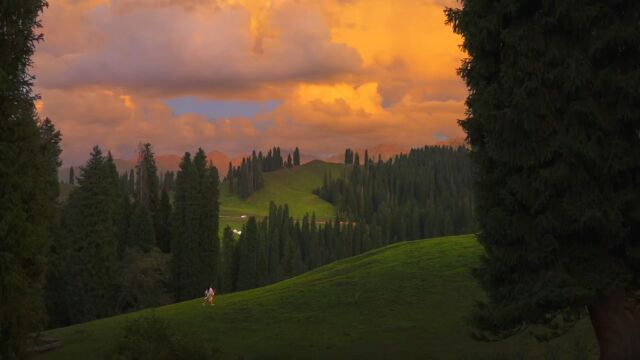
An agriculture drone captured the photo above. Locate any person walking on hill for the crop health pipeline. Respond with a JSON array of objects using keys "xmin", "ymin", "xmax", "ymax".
[{"xmin": 203, "ymin": 284, "xmax": 216, "ymax": 306}]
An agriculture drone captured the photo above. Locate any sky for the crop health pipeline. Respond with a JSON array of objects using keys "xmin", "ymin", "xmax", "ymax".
[{"xmin": 34, "ymin": 0, "xmax": 466, "ymax": 166}]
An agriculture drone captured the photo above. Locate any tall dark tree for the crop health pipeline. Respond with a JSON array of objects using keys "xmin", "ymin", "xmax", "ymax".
[
  {"xmin": 135, "ymin": 143, "xmax": 160, "ymax": 216},
  {"xmin": 236, "ymin": 217, "xmax": 258, "ymax": 291},
  {"xmin": 171, "ymin": 150, "xmax": 220, "ymax": 300},
  {"xmin": 128, "ymin": 202, "xmax": 156, "ymax": 252},
  {"xmin": 51, "ymin": 147, "xmax": 121, "ymax": 325},
  {"xmin": 344, "ymin": 148, "xmax": 354, "ymax": 164},
  {"xmin": 227, "ymin": 161, "xmax": 233, "ymax": 193},
  {"xmin": 293, "ymin": 147, "xmax": 300, "ymax": 166},
  {"xmin": 156, "ymin": 189, "xmax": 172, "ymax": 253},
  {"xmin": 447, "ymin": 2, "xmax": 640, "ymax": 357},
  {"xmin": 286, "ymin": 153, "xmax": 293, "ymax": 168},
  {"xmin": 0, "ymin": 1, "xmax": 59, "ymax": 357},
  {"xmin": 69, "ymin": 166, "xmax": 75, "ymax": 185},
  {"xmin": 219, "ymin": 226, "xmax": 238, "ymax": 293}
]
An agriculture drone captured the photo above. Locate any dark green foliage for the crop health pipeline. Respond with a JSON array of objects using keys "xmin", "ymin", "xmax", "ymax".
[
  {"xmin": 171, "ymin": 149, "xmax": 220, "ymax": 300},
  {"xmin": 344, "ymin": 148, "xmax": 354, "ymax": 164},
  {"xmin": 161, "ymin": 171, "xmax": 175, "ymax": 193},
  {"xmin": 316, "ymin": 146, "xmax": 475, "ymax": 241},
  {"xmin": 0, "ymin": 1, "xmax": 57, "ymax": 357},
  {"xmin": 111, "ymin": 313, "xmax": 218, "ymax": 360},
  {"xmin": 156, "ymin": 189, "xmax": 172, "ymax": 253},
  {"xmin": 286, "ymin": 153, "xmax": 293, "ymax": 168},
  {"xmin": 69, "ymin": 166, "xmax": 75, "ymax": 185},
  {"xmin": 49, "ymin": 147, "xmax": 121, "ymax": 325},
  {"xmin": 128, "ymin": 202, "xmax": 156, "ymax": 252},
  {"xmin": 135, "ymin": 143, "xmax": 160, "ymax": 213},
  {"xmin": 446, "ymin": 0, "xmax": 640, "ymax": 339},
  {"xmin": 236, "ymin": 218, "xmax": 259, "ymax": 291},
  {"xmin": 116, "ymin": 248, "xmax": 173, "ymax": 313},
  {"xmin": 226, "ymin": 147, "xmax": 293, "ymax": 198},
  {"xmin": 219, "ymin": 226, "xmax": 238, "ymax": 293},
  {"xmin": 226, "ymin": 162, "xmax": 233, "ymax": 193},
  {"xmin": 128, "ymin": 169, "xmax": 135, "ymax": 194},
  {"xmin": 293, "ymin": 147, "xmax": 300, "ymax": 166}
]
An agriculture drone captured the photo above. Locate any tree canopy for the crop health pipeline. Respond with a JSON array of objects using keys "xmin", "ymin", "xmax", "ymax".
[{"xmin": 446, "ymin": 0, "xmax": 640, "ymax": 354}]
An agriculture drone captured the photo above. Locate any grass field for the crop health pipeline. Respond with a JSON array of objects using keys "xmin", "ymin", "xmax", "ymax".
[
  {"xmin": 219, "ymin": 160, "xmax": 344, "ymax": 222},
  {"xmin": 37, "ymin": 235, "xmax": 597, "ymax": 359}
]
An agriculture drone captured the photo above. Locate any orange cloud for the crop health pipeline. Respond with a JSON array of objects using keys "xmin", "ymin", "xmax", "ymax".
[{"xmin": 34, "ymin": 0, "xmax": 467, "ymax": 165}]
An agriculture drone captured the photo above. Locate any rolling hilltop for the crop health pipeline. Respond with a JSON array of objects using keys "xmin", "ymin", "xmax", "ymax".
[
  {"xmin": 36, "ymin": 235, "xmax": 597, "ymax": 359},
  {"xmin": 219, "ymin": 160, "xmax": 343, "ymax": 233}
]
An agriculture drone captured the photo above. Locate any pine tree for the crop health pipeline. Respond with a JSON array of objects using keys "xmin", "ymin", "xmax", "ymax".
[
  {"xmin": 69, "ymin": 166, "xmax": 75, "ymax": 185},
  {"xmin": 293, "ymin": 147, "xmax": 301, "ymax": 166},
  {"xmin": 54, "ymin": 147, "xmax": 121, "ymax": 324},
  {"xmin": 128, "ymin": 168, "xmax": 135, "ymax": 194},
  {"xmin": 0, "ymin": 2, "xmax": 60, "ymax": 356},
  {"xmin": 219, "ymin": 226, "xmax": 237, "ymax": 293},
  {"xmin": 128, "ymin": 202, "xmax": 156, "ymax": 252},
  {"xmin": 447, "ymin": 1, "xmax": 640, "ymax": 355},
  {"xmin": 227, "ymin": 162, "xmax": 233, "ymax": 193},
  {"xmin": 171, "ymin": 150, "xmax": 220, "ymax": 300},
  {"xmin": 156, "ymin": 189, "xmax": 172, "ymax": 253},
  {"xmin": 135, "ymin": 143, "xmax": 160, "ymax": 223},
  {"xmin": 286, "ymin": 153, "xmax": 293, "ymax": 168},
  {"xmin": 236, "ymin": 217, "xmax": 258, "ymax": 291}
]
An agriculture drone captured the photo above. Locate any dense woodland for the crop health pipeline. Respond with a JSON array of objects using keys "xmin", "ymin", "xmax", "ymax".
[
  {"xmin": 317, "ymin": 146, "xmax": 476, "ymax": 240},
  {"xmin": 219, "ymin": 146, "xmax": 476, "ymax": 293},
  {"xmin": 226, "ymin": 147, "xmax": 301, "ymax": 198},
  {"xmin": 46, "ymin": 144, "xmax": 221, "ymax": 327},
  {"xmin": 44, "ymin": 143, "xmax": 474, "ymax": 328}
]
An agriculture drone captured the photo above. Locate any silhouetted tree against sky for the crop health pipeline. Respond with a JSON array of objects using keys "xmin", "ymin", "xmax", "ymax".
[
  {"xmin": 447, "ymin": 1, "xmax": 640, "ymax": 358},
  {"xmin": 0, "ymin": 1, "xmax": 60, "ymax": 357}
]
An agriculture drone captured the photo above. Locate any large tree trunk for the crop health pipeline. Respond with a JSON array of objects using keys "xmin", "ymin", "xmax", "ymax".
[{"xmin": 588, "ymin": 289, "xmax": 640, "ymax": 360}]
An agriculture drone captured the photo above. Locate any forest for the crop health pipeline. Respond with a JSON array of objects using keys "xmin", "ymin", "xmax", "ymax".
[{"xmin": 43, "ymin": 142, "xmax": 474, "ymax": 328}]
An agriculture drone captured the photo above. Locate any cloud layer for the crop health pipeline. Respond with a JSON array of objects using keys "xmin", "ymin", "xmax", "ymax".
[{"xmin": 34, "ymin": 0, "xmax": 467, "ymax": 165}]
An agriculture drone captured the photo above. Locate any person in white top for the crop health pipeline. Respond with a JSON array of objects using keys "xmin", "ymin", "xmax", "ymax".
[{"xmin": 202, "ymin": 284, "xmax": 216, "ymax": 306}]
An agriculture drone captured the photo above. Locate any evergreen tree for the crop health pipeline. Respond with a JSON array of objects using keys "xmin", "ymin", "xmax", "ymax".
[
  {"xmin": 0, "ymin": 1, "xmax": 59, "ymax": 356},
  {"xmin": 219, "ymin": 226, "xmax": 237, "ymax": 293},
  {"xmin": 135, "ymin": 143, "xmax": 160, "ymax": 219},
  {"xmin": 447, "ymin": 1, "xmax": 640, "ymax": 356},
  {"xmin": 171, "ymin": 150, "xmax": 220, "ymax": 300},
  {"xmin": 227, "ymin": 162, "xmax": 233, "ymax": 193},
  {"xmin": 128, "ymin": 202, "xmax": 156, "ymax": 252},
  {"xmin": 156, "ymin": 189, "xmax": 172, "ymax": 253},
  {"xmin": 286, "ymin": 153, "xmax": 293, "ymax": 168},
  {"xmin": 171, "ymin": 152, "xmax": 196, "ymax": 300},
  {"xmin": 128, "ymin": 168, "xmax": 135, "ymax": 194},
  {"xmin": 69, "ymin": 166, "xmax": 75, "ymax": 185},
  {"xmin": 236, "ymin": 217, "xmax": 258, "ymax": 291},
  {"xmin": 344, "ymin": 148, "xmax": 354, "ymax": 164},
  {"xmin": 293, "ymin": 147, "xmax": 301, "ymax": 166},
  {"xmin": 53, "ymin": 147, "xmax": 121, "ymax": 324}
]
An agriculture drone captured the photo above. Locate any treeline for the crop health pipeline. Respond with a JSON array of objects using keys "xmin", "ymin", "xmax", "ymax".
[
  {"xmin": 65, "ymin": 165, "xmax": 177, "ymax": 193},
  {"xmin": 218, "ymin": 146, "xmax": 474, "ymax": 294},
  {"xmin": 226, "ymin": 147, "xmax": 300, "ymax": 198},
  {"xmin": 46, "ymin": 144, "xmax": 220, "ymax": 327},
  {"xmin": 219, "ymin": 202, "xmax": 383, "ymax": 292},
  {"xmin": 316, "ymin": 146, "xmax": 475, "ymax": 240}
]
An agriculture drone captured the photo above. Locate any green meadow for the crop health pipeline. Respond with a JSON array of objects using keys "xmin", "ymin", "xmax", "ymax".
[
  {"xmin": 37, "ymin": 235, "xmax": 597, "ymax": 359},
  {"xmin": 219, "ymin": 160, "xmax": 344, "ymax": 222}
]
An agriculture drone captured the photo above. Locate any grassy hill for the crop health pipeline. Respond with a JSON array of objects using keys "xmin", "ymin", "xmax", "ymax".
[
  {"xmin": 37, "ymin": 235, "xmax": 597, "ymax": 359},
  {"xmin": 219, "ymin": 160, "xmax": 344, "ymax": 232}
]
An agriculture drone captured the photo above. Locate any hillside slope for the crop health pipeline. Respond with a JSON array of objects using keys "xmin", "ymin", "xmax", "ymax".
[
  {"xmin": 37, "ymin": 235, "xmax": 597, "ymax": 359},
  {"xmin": 220, "ymin": 160, "xmax": 344, "ymax": 222}
]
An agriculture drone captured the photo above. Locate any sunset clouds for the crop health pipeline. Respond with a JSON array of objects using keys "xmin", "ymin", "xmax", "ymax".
[{"xmin": 34, "ymin": 0, "xmax": 466, "ymax": 165}]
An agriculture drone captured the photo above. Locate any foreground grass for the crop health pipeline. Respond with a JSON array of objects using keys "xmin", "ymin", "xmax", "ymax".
[
  {"xmin": 38, "ymin": 235, "xmax": 597, "ymax": 359},
  {"xmin": 219, "ymin": 160, "xmax": 343, "ymax": 221}
]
